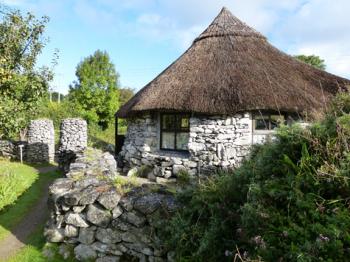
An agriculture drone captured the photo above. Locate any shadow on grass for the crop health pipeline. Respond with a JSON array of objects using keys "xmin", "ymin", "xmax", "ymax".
[{"xmin": 0, "ymin": 163, "xmax": 64, "ymax": 261}]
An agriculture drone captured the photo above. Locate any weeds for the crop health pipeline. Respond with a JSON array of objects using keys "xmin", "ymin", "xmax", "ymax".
[{"xmin": 113, "ymin": 175, "xmax": 140, "ymax": 194}]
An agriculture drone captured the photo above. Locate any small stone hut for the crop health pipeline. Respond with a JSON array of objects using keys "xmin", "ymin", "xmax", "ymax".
[{"xmin": 116, "ymin": 7, "xmax": 350, "ymax": 178}]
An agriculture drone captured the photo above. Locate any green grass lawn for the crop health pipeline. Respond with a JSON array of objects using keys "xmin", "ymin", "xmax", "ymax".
[
  {"xmin": 0, "ymin": 159, "xmax": 40, "ymax": 212},
  {"xmin": 0, "ymin": 159, "xmax": 59, "ymax": 241},
  {"xmin": 0, "ymin": 159, "xmax": 72, "ymax": 261}
]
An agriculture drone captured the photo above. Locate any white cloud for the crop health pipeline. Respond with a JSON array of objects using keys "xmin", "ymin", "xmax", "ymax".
[
  {"xmin": 278, "ymin": 0, "xmax": 350, "ymax": 78},
  {"xmin": 55, "ymin": 0, "xmax": 349, "ymax": 78},
  {"xmin": 4, "ymin": 0, "xmax": 349, "ymax": 80}
]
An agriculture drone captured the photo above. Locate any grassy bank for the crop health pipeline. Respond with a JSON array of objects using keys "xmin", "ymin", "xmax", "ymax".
[
  {"xmin": 0, "ymin": 160, "xmax": 39, "ymax": 212},
  {"xmin": 0, "ymin": 160, "xmax": 60, "ymax": 241}
]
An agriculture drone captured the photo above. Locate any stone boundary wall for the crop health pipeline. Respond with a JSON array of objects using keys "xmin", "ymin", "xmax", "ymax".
[
  {"xmin": 57, "ymin": 118, "xmax": 88, "ymax": 172},
  {"xmin": 1, "ymin": 118, "xmax": 90, "ymax": 165},
  {"xmin": 45, "ymin": 150, "xmax": 177, "ymax": 261},
  {"xmin": 0, "ymin": 140, "xmax": 27, "ymax": 160},
  {"xmin": 27, "ymin": 119, "xmax": 55, "ymax": 163},
  {"xmin": 119, "ymin": 113, "xmax": 253, "ymax": 178}
]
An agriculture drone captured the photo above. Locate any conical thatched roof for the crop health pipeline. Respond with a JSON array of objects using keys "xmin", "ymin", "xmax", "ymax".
[{"xmin": 117, "ymin": 7, "xmax": 350, "ymax": 118}]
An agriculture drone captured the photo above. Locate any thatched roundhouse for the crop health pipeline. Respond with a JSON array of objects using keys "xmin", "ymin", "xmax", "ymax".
[{"xmin": 116, "ymin": 7, "xmax": 350, "ymax": 178}]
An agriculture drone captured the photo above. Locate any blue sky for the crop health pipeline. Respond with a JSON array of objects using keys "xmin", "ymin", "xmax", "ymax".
[{"xmin": 2, "ymin": 0, "xmax": 350, "ymax": 94}]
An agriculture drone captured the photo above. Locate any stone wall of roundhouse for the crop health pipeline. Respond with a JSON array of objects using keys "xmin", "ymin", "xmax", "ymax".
[{"xmin": 119, "ymin": 113, "xmax": 255, "ymax": 178}]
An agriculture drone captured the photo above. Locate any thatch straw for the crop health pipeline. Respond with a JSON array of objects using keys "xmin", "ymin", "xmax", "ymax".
[{"xmin": 116, "ymin": 7, "xmax": 350, "ymax": 118}]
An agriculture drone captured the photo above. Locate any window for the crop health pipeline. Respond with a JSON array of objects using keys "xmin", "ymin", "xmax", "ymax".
[
  {"xmin": 160, "ymin": 114, "xmax": 190, "ymax": 151},
  {"xmin": 254, "ymin": 114, "xmax": 285, "ymax": 131}
]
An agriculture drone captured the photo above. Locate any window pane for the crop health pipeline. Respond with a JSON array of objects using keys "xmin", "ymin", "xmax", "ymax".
[
  {"xmin": 179, "ymin": 115, "xmax": 189, "ymax": 129},
  {"xmin": 162, "ymin": 115, "xmax": 175, "ymax": 130},
  {"xmin": 270, "ymin": 115, "xmax": 284, "ymax": 129},
  {"xmin": 255, "ymin": 117, "xmax": 269, "ymax": 130},
  {"xmin": 161, "ymin": 132, "xmax": 175, "ymax": 149},
  {"xmin": 176, "ymin": 132, "xmax": 189, "ymax": 150}
]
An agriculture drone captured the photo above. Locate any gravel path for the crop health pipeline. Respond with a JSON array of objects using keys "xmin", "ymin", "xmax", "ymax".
[{"xmin": 0, "ymin": 166, "xmax": 57, "ymax": 261}]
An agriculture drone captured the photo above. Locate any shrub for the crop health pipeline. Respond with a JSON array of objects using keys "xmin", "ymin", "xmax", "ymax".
[
  {"xmin": 165, "ymin": 93, "xmax": 350, "ymax": 261},
  {"xmin": 176, "ymin": 169, "xmax": 191, "ymax": 185}
]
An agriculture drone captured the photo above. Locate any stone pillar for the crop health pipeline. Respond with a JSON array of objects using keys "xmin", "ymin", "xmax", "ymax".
[
  {"xmin": 57, "ymin": 118, "xmax": 88, "ymax": 172},
  {"xmin": 26, "ymin": 119, "xmax": 55, "ymax": 163}
]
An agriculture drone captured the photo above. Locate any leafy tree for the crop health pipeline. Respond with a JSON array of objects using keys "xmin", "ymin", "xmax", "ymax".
[
  {"xmin": 119, "ymin": 87, "xmax": 134, "ymax": 106},
  {"xmin": 117, "ymin": 87, "xmax": 134, "ymax": 130},
  {"xmin": 39, "ymin": 100, "xmax": 81, "ymax": 128},
  {"xmin": 295, "ymin": 54, "xmax": 326, "ymax": 70},
  {"xmin": 0, "ymin": 5, "xmax": 53, "ymax": 139},
  {"xmin": 69, "ymin": 50, "xmax": 120, "ymax": 130},
  {"xmin": 50, "ymin": 91, "xmax": 66, "ymax": 102}
]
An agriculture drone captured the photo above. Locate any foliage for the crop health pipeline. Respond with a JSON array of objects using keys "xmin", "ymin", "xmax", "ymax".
[
  {"xmin": 88, "ymin": 123, "xmax": 115, "ymax": 150},
  {"xmin": 176, "ymin": 169, "xmax": 191, "ymax": 185},
  {"xmin": 50, "ymin": 91, "xmax": 66, "ymax": 102},
  {"xmin": 117, "ymin": 87, "xmax": 134, "ymax": 130},
  {"xmin": 114, "ymin": 175, "xmax": 140, "ymax": 194},
  {"xmin": 69, "ymin": 50, "xmax": 120, "ymax": 130},
  {"xmin": 38, "ymin": 100, "xmax": 81, "ymax": 129},
  {"xmin": 295, "ymin": 54, "xmax": 326, "ymax": 70},
  {"xmin": 166, "ymin": 92, "xmax": 350, "ymax": 261},
  {"xmin": 0, "ymin": 5, "xmax": 54, "ymax": 139},
  {"xmin": 119, "ymin": 87, "xmax": 134, "ymax": 106}
]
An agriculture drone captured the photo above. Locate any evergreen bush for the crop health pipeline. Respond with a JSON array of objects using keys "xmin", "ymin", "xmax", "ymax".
[{"xmin": 165, "ymin": 93, "xmax": 350, "ymax": 261}]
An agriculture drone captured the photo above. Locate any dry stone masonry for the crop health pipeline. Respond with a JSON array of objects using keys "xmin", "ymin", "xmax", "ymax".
[
  {"xmin": 189, "ymin": 113, "xmax": 252, "ymax": 169},
  {"xmin": 58, "ymin": 118, "xmax": 88, "ymax": 171},
  {"xmin": 0, "ymin": 140, "xmax": 27, "ymax": 160},
  {"xmin": 0, "ymin": 140, "xmax": 17, "ymax": 159},
  {"xmin": 26, "ymin": 119, "xmax": 55, "ymax": 163},
  {"xmin": 67, "ymin": 148, "xmax": 118, "ymax": 180},
  {"xmin": 119, "ymin": 113, "xmax": 254, "ymax": 178},
  {"xmin": 45, "ymin": 149, "xmax": 177, "ymax": 261}
]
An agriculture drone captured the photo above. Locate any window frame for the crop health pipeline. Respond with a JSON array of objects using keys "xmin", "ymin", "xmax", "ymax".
[
  {"xmin": 160, "ymin": 113, "xmax": 190, "ymax": 152},
  {"xmin": 253, "ymin": 112, "xmax": 286, "ymax": 131}
]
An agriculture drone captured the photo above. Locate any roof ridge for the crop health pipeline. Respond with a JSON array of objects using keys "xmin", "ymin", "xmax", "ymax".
[{"xmin": 194, "ymin": 7, "xmax": 265, "ymax": 42}]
